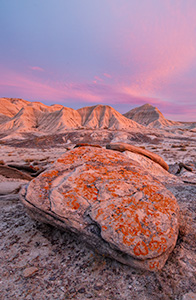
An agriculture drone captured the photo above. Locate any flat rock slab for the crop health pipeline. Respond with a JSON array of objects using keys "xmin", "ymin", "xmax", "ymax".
[
  {"xmin": 20, "ymin": 147, "xmax": 179, "ymax": 271},
  {"xmin": 0, "ymin": 181, "xmax": 27, "ymax": 195},
  {"xmin": 22, "ymin": 267, "xmax": 39, "ymax": 278},
  {"xmin": 0, "ymin": 165, "xmax": 32, "ymax": 180}
]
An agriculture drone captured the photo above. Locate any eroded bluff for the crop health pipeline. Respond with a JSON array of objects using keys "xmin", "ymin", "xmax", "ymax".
[{"xmin": 20, "ymin": 147, "xmax": 179, "ymax": 271}]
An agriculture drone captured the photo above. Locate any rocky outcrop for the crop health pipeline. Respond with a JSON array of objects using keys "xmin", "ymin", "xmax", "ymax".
[
  {"xmin": 20, "ymin": 147, "xmax": 179, "ymax": 271},
  {"xmin": 124, "ymin": 104, "xmax": 181, "ymax": 128},
  {"xmin": 106, "ymin": 142, "xmax": 169, "ymax": 171},
  {"xmin": 77, "ymin": 105, "xmax": 142, "ymax": 130},
  {"xmin": 0, "ymin": 97, "xmax": 29, "ymax": 118},
  {"xmin": 123, "ymin": 151, "xmax": 180, "ymax": 184},
  {"xmin": 0, "ymin": 104, "xmax": 81, "ymax": 133},
  {"xmin": 169, "ymin": 162, "xmax": 196, "ymax": 184},
  {"xmin": 38, "ymin": 107, "xmax": 82, "ymax": 132}
]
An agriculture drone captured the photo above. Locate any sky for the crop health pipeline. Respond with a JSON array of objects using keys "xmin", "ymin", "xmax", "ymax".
[{"xmin": 0, "ymin": 0, "xmax": 196, "ymax": 121}]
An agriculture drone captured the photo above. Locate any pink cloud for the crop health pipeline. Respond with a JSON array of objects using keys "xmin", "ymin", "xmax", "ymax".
[
  {"xmin": 93, "ymin": 76, "xmax": 103, "ymax": 84},
  {"xmin": 107, "ymin": 1, "xmax": 196, "ymax": 100},
  {"xmin": 0, "ymin": 67, "xmax": 195, "ymax": 121},
  {"xmin": 0, "ymin": 69, "xmax": 102, "ymax": 103},
  {"xmin": 0, "ymin": 68, "xmax": 157, "ymax": 106},
  {"xmin": 29, "ymin": 66, "xmax": 44, "ymax": 72},
  {"xmin": 103, "ymin": 73, "xmax": 112, "ymax": 78}
]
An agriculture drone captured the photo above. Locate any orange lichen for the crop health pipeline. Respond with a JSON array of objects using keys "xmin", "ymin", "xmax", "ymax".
[
  {"xmin": 149, "ymin": 261, "xmax": 160, "ymax": 270},
  {"xmin": 71, "ymin": 200, "xmax": 80, "ymax": 210},
  {"xmin": 102, "ymin": 225, "xmax": 108, "ymax": 230},
  {"xmin": 123, "ymin": 235, "xmax": 135, "ymax": 246},
  {"xmin": 42, "ymin": 170, "xmax": 59, "ymax": 178},
  {"xmin": 133, "ymin": 241, "xmax": 149, "ymax": 256},
  {"xmin": 96, "ymin": 208, "xmax": 104, "ymax": 218},
  {"xmin": 149, "ymin": 239, "xmax": 160, "ymax": 251},
  {"xmin": 61, "ymin": 191, "xmax": 80, "ymax": 210}
]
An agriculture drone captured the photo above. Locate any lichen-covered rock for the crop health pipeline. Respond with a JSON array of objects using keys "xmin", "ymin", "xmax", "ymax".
[
  {"xmin": 106, "ymin": 142, "xmax": 169, "ymax": 171},
  {"xmin": 123, "ymin": 151, "xmax": 181, "ymax": 184},
  {"xmin": 20, "ymin": 147, "xmax": 179, "ymax": 271}
]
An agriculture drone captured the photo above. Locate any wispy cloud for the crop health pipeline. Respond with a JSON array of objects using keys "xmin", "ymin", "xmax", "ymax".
[
  {"xmin": 29, "ymin": 66, "xmax": 44, "ymax": 72},
  {"xmin": 0, "ymin": 68, "xmax": 195, "ymax": 121},
  {"xmin": 1, "ymin": 1, "xmax": 196, "ymax": 121},
  {"xmin": 107, "ymin": 0, "xmax": 196, "ymax": 99},
  {"xmin": 103, "ymin": 73, "xmax": 112, "ymax": 79}
]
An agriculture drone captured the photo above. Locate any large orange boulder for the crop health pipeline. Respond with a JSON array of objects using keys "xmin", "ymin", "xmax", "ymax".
[{"xmin": 20, "ymin": 147, "xmax": 179, "ymax": 271}]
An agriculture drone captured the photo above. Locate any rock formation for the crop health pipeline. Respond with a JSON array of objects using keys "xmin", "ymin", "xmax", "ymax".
[
  {"xmin": 0, "ymin": 99, "xmax": 144, "ymax": 133},
  {"xmin": 0, "ymin": 99, "xmax": 81, "ymax": 133},
  {"xmin": 77, "ymin": 104, "xmax": 142, "ymax": 130},
  {"xmin": 124, "ymin": 103, "xmax": 181, "ymax": 128},
  {"xmin": 20, "ymin": 146, "xmax": 179, "ymax": 271},
  {"xmin": 106, "ymin": 142, "xmax": 169, "ymax": 171},
  {"xmin": 0, "ymin": 165, "xmax": 32, "ymax": 180},
  {"xmin": 0, "ymin": 97, "xmax": 29, "ymax": 118},
  {"xmin": 1, "ymin": 98, "xmax": 195, "ymax": 134}
]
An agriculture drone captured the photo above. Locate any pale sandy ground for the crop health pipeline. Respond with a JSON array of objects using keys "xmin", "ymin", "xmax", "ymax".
[
  {"xmin": 0, "ymin": 145, "xmax": 66, "ymax": 165},
  {"xmin": 0, "ymin": 128, "xmax": 196, "ymax": 300},
  {"xmin": 0, "ymin": 127, "xmax": 195, "ymax": 165}
]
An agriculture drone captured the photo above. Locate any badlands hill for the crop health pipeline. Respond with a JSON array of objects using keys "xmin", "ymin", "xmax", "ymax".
[
  {"xmin": 124, "ymin": 103, "xmax": 196, "ymax": 129},
  {"xmin": 0, "ymin": 97, "xmax": 29, "ymax": 118},
  {"xmin": 0, "ymin": 97, "xmax": 28, "ymax": 124},
  {"xmin": 0, "ymin": 98, "xmax": 82, "ymax": 133},
  {"xmin": 0, "ymin": 98, "xmax": 195, "ymax": 134},
  {"xmin": 77, "ymin": 104, "xmax": 142, "ymax": 130},
  {"xmin": 0, "ymin": 98, "xmax": 142, "ymax": 133}
]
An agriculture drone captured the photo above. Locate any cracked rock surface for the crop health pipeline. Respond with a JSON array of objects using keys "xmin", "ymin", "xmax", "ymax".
[{"xmin": 20, "ymin": 146, "xmax": 179, "ymax": 271}]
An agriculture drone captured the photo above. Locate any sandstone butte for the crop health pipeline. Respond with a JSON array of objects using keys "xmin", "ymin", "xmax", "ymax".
[{"xmin": 20, "ymin": 147, "xmax": 179, "ymax": 271}]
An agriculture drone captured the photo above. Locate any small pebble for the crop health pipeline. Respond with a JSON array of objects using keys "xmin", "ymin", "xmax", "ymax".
[
  {"xmin": 94, "ymin": 284, "xmax": 103, "ymax": 291},
  {"xmin": 23, "ymin": 267, "xmax": 38, "ymax": 278},
  {"xmin": 78, "ymin": 287, "xmax": 86, "ymax": 293}
]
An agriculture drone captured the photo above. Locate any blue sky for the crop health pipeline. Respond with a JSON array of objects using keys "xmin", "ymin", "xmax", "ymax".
[{"xmin": 1, "ymin": 0, "xmax": 196, "ymax": 121}]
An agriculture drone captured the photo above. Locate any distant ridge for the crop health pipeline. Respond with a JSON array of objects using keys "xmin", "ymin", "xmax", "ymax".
[
  {"xmin": 0, "ymin": 99, "xmax": 81, "ymax": 133},
  {"xmin": 0, "ymin": 98, "xmax": 195, "ymax": 134},
  {"xmin": 124, "ymin": 103, "xmax": 196, "ymax": 129},
  {"xmin": 0, "ymin": 98, "xmax": 142, "ymax": 134}
]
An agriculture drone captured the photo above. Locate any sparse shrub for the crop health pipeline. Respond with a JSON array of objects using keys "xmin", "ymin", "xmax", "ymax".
[{"xmin": 0, "ymin": 160, "xmax": 5, "ymax": 165}]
